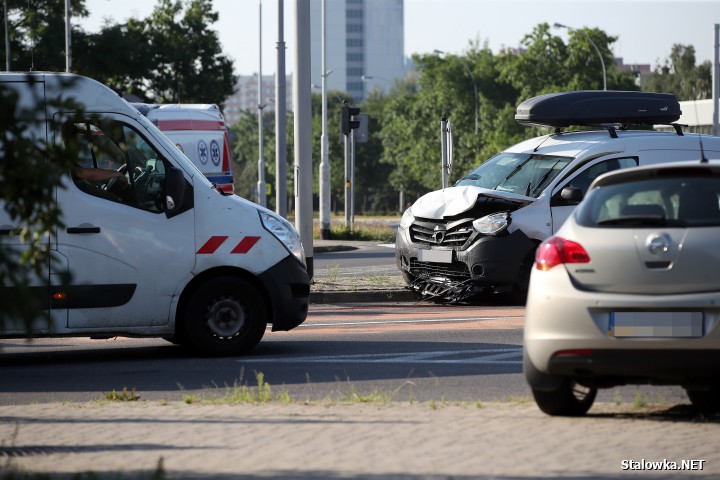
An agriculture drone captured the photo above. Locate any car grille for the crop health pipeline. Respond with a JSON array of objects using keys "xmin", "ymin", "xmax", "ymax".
[
  {"xmin": 409, "ymin": 259, "xmax": 471, "ymax": 279},
  {"xmin": 410, "ymin": 218, "xmax": 474, "ymax": 247}
]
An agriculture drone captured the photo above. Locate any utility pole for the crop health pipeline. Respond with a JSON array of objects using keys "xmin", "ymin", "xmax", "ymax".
[
  {"xmin": 713, "ymin": 23, "xmax": 719, "ymax": 137},
  {"xmin": 275, "ymin": 0, "xmax": 287, "ymax": 217},
  {"xmin": 319, "ymin": 0, "xmax": 332, "ymax": 239},
  {"xmin": 257, "ymin": 0, "xmax": 267, "ymax": 207},
  {"xmin": 4, "ymin": 0, "xmax": 10, "ymax": 71},
  {"xmin": 292, "ymin": 0, "xmax": 313, "ymax": 277},
  {"xmin": 441, "ymin": 118, "xmax": 449, "ymax": 189},
  {"xmin": 64, "ymin": 0, "xmax": 71, "ymax": 72}
]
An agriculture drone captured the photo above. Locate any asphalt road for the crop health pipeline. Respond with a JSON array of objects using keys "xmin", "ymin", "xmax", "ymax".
[
  {"xmin": 313, "ymin": 241, "xmax": 397, "ymax": 277},
  {"xmin": 0, "ymin": 302, "xmax": 688, "ymax": 408}
]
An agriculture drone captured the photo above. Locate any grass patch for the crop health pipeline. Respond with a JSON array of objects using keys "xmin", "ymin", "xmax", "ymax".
[
  {"xmin": 182, "ymin": 372, "xmax": 292, "ymax": 405},
  {"xmin": 321, "ymin": 224, "xmax": 395, "ymax": 242},
  {"xmin": 309, "ymin": 215, "xmax": 398, "ymax": 242},
  {"xmin": 633, "ymin": 391, "xmax": 650, "ymax": 409},
  {"xmin": 103, "ymin": 387, "xmax": 140, "ymax": 402}
]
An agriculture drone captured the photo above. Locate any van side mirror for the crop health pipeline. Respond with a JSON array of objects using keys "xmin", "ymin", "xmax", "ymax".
[
  {"xmin": 560, "ymin": 186, "xmax": 583, "ymax": 205},
  {"xmin": 165, "ymin": 166, "xmax": 186, "ymax": 218}
]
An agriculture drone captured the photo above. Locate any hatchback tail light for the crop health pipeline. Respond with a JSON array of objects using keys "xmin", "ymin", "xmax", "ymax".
[{"xmin": 535, "ymin": 236, "xmax": 590, "ymax": 271}]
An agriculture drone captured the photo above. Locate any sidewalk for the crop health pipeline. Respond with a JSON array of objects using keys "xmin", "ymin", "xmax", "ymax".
[{"xmin": 1, "ymin": 401, "xmax": 718, "ymax": 479}]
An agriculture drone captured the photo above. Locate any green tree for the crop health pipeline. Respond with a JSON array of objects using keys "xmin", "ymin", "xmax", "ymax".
[
  {"xmin": 72, "ymin": 22, "xmax": 152, "ymax": 99},
  {"xmin": 231, "ymin": 109, "xmax": 294, "ymax": 211},
  {"xmin": 128, "ymin": 0, "xmax": 236, "ymax": 107},
  {"xmin": 643, "ymin": 44, "xmax": 712, "ymax": 100},
  {"xmin": 2, "ymin": 0, "xmax": 88, "ymax": 71}
]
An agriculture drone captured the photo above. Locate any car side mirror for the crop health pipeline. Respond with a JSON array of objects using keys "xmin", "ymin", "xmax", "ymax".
[
  {"xmin": 165, "ymin": 166, "xmax": 186, "ymax": 218},
  {"xmin": 560, "ymin": 186, "xmax": 583, "ymax": 205}
]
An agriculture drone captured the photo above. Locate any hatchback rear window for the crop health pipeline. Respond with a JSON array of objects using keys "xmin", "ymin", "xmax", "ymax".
[{"xmin": 576, "ymin": 176, "xmax": 720, "ymax": 228}]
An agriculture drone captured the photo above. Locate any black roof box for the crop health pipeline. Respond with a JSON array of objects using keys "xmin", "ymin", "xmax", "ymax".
[{"xmin": 515, "ymin": 91, "xmax": 681, "ymax": 128}]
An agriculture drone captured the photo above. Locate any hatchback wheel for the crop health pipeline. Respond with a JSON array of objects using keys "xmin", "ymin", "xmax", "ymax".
[
  {"xmin": 685, "ymin": 386, "xmax": 720, "ymax": 414},
  {"xmin": 531, "ymin": 378, "xmax": 597, "ymax": 416}
]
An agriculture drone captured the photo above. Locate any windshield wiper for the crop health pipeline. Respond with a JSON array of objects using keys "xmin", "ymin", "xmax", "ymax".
[
  {"xmin": 494, "ymin": 158, "xmax": 531, "ymax": 190},
  {"xmin": 528, "ymin": 158, "xmax": 563, "ymax": 197}
]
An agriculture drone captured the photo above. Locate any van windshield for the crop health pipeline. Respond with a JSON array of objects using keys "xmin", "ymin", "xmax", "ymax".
[{"xmin": 455, "ymin": 152, "xmax": 573, "ymax": 198}]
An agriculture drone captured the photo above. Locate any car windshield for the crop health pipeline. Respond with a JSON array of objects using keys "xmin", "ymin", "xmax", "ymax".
[
  {"xmin": 576, "ymin": 176, "xmax": 720, "ymax": 228},
  {"xmin": 454, "ymin": 152, "xmax": 572, "ymax": 198}
]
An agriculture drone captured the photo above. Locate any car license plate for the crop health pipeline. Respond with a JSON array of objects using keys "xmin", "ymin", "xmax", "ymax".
[
  {"xmin": 417, "ymin": 248, "xmax": 452, "ymax": 263},
  {"xmin": 609, "ymin": 311, "xmax": 703, "ymax": 337}
]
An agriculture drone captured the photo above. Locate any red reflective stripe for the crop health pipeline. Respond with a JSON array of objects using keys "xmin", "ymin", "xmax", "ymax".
[
  {"xmin": 156, "ymin": 119, "xmax": 225, "ymax": 131},
  {"xmin": 222, "ymin": 130, "xmax": 233, "ymax": 171},
  {"xmin": 197, "ymin": 236, "xmax": 228, "ymax": 254},
  {"xmin": 231, "ymin": 236, "xmax": 260, "ymax": 254}
]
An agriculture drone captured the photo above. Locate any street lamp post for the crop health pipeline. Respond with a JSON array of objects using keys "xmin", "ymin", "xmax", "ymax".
[
  {"xmin": 257, "ymin": 0, "xmax": 267, "ymax": 207},
  {"xmin": 319, "ymin": 0, "xmax": 332, "ymax": 239},
  {"xmin": 554, "ymin": 22, "xmax": 607, "ymax": 91},
  {"xmin": 434, "ymin": 50, "xmax": 478, "ymax": 133}
]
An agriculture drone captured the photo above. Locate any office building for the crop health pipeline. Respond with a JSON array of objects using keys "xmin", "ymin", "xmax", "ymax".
[{"xmin": 310, "ymin": 0, "xmax": 405, "ymax": 102}]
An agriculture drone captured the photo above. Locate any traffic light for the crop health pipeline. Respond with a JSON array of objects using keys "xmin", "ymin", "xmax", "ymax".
[{"xmin": 341, "ymin": 101, "xmax": 360, "ymax": 135}]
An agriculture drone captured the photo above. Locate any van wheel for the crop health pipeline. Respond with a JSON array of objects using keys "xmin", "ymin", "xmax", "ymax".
[
  {"xmin": 685, "ymin": 386, "xmax": 720, "ymax": 414},
  {"xmin": 531, "ymin": 379, "xmax": 597, "ymax": 416},
  {"xmin": 184, "ymin": 277, "xmax": 267, "ymax": 356}
]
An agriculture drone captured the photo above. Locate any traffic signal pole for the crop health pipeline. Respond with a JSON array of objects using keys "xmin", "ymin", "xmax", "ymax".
[{"xmin": 341, "ymin": 101, "xmax": 360, "ymax": 228}]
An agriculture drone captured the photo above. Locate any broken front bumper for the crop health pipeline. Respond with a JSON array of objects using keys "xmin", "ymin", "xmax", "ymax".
[{"xmin": 395, "ymin": 225, "xmax": 536, "ymax": 301}]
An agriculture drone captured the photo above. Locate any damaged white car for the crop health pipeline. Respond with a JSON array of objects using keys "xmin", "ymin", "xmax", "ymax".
[{"xmin": 396, "ymin": 90, "xmax": 720, "ymax": 302}]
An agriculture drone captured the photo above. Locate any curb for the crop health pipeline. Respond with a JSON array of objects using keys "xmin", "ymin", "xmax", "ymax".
[{"xmin": 310, "ymin": 289, "xmax": 418, "ymax": 304}]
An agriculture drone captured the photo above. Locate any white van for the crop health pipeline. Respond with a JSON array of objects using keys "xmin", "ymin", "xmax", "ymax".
[
  {"xmin": 396, "ymin": 91, "xmax": 720, "ymax": 302},
  {"xmin": 0, "ymin": 73, "xmax": 309, "ymax": 355},
  {"xmin": 133, "ymin": 103, "xmax": 235, "ymax": 194}
]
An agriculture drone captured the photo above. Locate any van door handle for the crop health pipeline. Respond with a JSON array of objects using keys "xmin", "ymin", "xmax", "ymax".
[{"xmin": 67, "ymin": 226, "xmax": 101, "ymax": 234}]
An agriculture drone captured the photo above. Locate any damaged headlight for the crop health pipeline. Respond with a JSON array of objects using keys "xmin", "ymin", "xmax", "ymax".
[
  {"xmin": 473, "ymin": 212, "xmax": 508, "ymax": 235},
  {"xmin": 399, "ymin": 208, "xmax": 415, "ymax": 229}
]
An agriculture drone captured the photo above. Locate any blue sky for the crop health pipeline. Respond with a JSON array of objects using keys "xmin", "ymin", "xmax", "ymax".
[{"xmin": 81, "ymin": 0, "xmax": 720, "ymax": 75}]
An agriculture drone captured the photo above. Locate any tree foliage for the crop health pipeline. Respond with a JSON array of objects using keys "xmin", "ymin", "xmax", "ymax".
[
  {"xmin": 126, "ymin": 0, "xmax": 236, "ymax": 106},
  {"xmin": 3, "ymin": 0, "xmax": 88, "ymax": 71},
  {"xmin": 642, "ymin": 44, "xmax": 712, "ymax": 100},
  {"xmin": 2, "ymin": 0, "xmax": 235, "ymax": 108}
]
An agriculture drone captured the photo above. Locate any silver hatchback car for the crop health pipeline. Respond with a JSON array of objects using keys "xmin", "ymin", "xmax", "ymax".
[{"xmin": 524, "ymin": 162, "xmax": 720, "ymax": 416}]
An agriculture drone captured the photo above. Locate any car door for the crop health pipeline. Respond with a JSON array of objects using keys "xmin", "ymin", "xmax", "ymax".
[
  {"xmin": 550, "ymin": 157, "xmax": 638, "ymax": 233},
  {"xmin": 53, "ymin": 114, "xmax": 195, "ymax": 329}
]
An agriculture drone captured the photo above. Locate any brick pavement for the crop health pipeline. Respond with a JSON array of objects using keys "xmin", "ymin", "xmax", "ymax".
[{"xmin": 1, "ymin": 401, "xmax": 719, "ymax": 479}]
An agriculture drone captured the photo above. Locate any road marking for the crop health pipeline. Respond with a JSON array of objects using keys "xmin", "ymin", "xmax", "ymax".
[
  {"xmin": 242, "ymin": 348, "xmax": 522, "ymax": 365},
  {"xmin": 300, "ymin": 316, "xmax": 524, "ymax": 327}
]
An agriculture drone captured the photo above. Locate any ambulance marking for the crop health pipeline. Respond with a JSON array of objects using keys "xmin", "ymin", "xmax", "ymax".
[
  {"xmin": 196, "ymin": 236, "xmax": 261, "ymax": 254},
  {"xmin": 198, "ymin": 139, "xmax": 208, "ymax": 165},
  {"xmin": 210, "ymin": 140, "xmax": 221, "ymax": 166},
  {"xmin": 231, "ymin": 236, "xmax": 260, "ymax": 254},
  {"xmin": 197, "ymin": 236, "xmax": 228, "ymax": 254}
]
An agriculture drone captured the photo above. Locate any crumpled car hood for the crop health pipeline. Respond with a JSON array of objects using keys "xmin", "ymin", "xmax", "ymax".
[{"xmin": 411, "ymin": 185, "xmax": 532, "ymax": 218}]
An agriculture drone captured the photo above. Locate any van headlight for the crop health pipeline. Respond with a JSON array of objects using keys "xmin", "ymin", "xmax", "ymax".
[
  {"xmin": 473, "ymin": 212, "xmax": 508, "ymax": 235},
  {"xmin": 399, "ymin": 208, "xmax": 415, "ymax": 229},
  {"xmin": 259, "ymin": 211, "xmax": 306, "ymax": 266}
]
